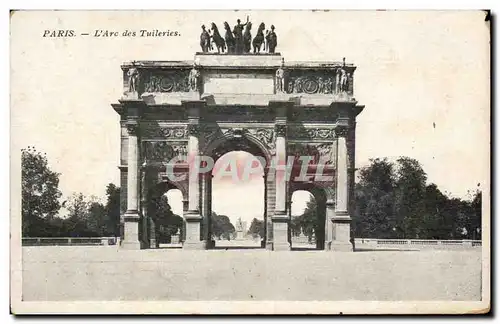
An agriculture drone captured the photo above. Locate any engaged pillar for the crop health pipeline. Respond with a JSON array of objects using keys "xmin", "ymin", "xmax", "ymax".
[
  {"xmin": 331, "ymin": 126, "xmax": 353, "ymax": 251},
  {"xmin": 121, "ymin": 120, "xmax": 141, "ymax": 250}
]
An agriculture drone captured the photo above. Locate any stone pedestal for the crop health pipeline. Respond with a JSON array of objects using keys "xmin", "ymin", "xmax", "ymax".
[
  {"xmin": 121, "ymin": 212, "xmax": 141, "ymax": 250},
  {"xmin": 272, "ymin": 212, "xmax": 291, "ymax": 251},
  {"xmin": 171, "ymin": 235, "xmax": 180, "ymax": 244},
  {"xmin": 183, "ymin": 212, "xmax": 204, "ymax": 249}
]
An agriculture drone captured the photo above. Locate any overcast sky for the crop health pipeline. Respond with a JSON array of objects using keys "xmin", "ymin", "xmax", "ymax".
[{"xmin": 11, "ymin": 11, "xmax": 489, "ymax": 225}]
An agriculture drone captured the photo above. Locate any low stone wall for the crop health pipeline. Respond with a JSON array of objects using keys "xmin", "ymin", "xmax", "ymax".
[
  {"xmin": 22, "ymin": 237, "xmax": 118, "ymax": 246},
  {"xmin": 354, "ymin": 238, "xmax": 482, "ymax": 250}
]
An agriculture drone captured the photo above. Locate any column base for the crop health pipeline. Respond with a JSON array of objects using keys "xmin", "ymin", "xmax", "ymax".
[
  {"xmin": 182, "ymin": 241, "xmax": 206, "ymax": 250},
  {"xmin": 273, "ymin": 242, "xmax": 291, "ymax": 251},
  {"xmin": 149, "ymin": 239, "xmax": 157, "ymax": 249},
  {"xmin": 121, "ymin": 240, "xmax": 141, "ymax": 250},
  {"xmin": 121, "ymin": 211, "xmax": 141, "ymax": 250},
  {"xmin": 327, "ymin": 241, "xmax": 354, "ymax": 252}
]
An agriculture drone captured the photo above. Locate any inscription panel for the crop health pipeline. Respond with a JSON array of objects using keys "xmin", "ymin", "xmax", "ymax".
[{"xmin": 203, "ymin": 73, "xmax": 274, "ymax": 94}]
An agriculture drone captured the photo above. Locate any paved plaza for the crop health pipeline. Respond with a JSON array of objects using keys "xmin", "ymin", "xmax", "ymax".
[{"xmin": 22, "ymin": 246, "xmax": 482, "ymax": 301}]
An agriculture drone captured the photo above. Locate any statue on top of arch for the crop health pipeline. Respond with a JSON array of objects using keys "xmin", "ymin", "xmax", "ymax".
[{"xmin": 198, "ymin": 16, "xmax": 278, "ymax": 54}]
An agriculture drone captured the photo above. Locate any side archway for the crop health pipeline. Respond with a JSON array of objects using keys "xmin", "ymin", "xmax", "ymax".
[{"xmin": 289, "ymin": 182, "xmax": 327, "ymax": 249}]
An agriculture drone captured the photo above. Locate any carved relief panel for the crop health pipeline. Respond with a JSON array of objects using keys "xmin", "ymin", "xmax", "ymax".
[
  {"xmin": 286, "ymin": 69, "xmax": 354, "ymax": 95},
  {"xmin": 288, "ymin": 142, "xmax": 336, "ymax": 165},
  {"xmin": 142, "ymin": 70, "xmax": 190, "ymax": 93},
  {"xmin": 142, "ymin": 141, "xmax": 188, "ymax": 163}
]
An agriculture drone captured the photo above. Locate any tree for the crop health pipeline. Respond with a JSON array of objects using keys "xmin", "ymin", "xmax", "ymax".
[
  {"xmin": 104, "ymin": 183, "xmax": 121, "ymax": 236},
  {"xmin": 247, "ymin": 218, "xmax": 265, "ymax": 238},
  {"xmin": 21, "ymin": 147, "xmax": 62, "ymax": 236},
  {"xmin": 211, "ymin": 212, "xmax": 235, "ymax": 240},
  {"xmin": 87, "ymin": 200, "xmax": 107, "ymax": 236},
  {"xmin": 150, "ymin": 194, "xmax": 183, "ymax": 242},
  {"xmin": 470, "ymin": 190, "xmax": 482, "ymax": 240},
  {"xmin": 64, "ymin": 193, "xmax": 87, "ymax": 236},
  {"xmin": 353, "ymin": 158, "xmax": 396, "ymax": 238},
  {"xmin": 393, "ymin": 157, "xmax": 427, "ymax": 238},
  {"xmin": 300, "ymin": 198, "xmax": 318, "ymax": 239}
]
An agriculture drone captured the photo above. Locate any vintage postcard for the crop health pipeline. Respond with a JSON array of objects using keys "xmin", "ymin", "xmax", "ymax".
[{"xmin": 10, "ymin": 10, "xmax": 490, "ymax": 314}]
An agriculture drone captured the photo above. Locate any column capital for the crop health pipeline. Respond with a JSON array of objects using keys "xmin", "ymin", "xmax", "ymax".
[
  {"xmin": 275, "ymin": 124, "xmax": 287, "ymax": 137},
  {"xmin": 187, "ymin": 124, "xmax": 200, "ymax": 136},
  {"xmin": 126, "ymin": 120, "xmax": 139, "ymax": 136},
  {"xmin": 335, "ymin": 125, "xmax": 349, "ymax": 137}
]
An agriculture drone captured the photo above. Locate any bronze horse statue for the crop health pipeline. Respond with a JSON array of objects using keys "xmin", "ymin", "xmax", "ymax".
[
  {"xmin": 210, "ymin": 22, "xmax": 226, "ymax": 53},
  {"xmin": 223, "ymin": 21, "xmax": 235, "ymax": 54},
  {"xmin": 243, "ymin": 21, "xmax": 252, "ymax": 53},
  {"xmin": 252, "ymin": 22, "xmax": 265, "ymax": 53}
]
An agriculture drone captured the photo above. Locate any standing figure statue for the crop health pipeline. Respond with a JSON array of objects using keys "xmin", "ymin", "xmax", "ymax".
[
  {"xmin": 275, "ymin": 58, "xmax": 287, "ymax": 93},
  {"xmin": 210, "ymin": 22, "xmax": 226, "ymax": 54},
  {"xmin": 233, "ymin": 16, "xmax": 249, "ymax": 54},
  {"xmin": 243, "ymin": 21, "xmax": 252, "ymax": 53},
  {"xmin": 267, "ymin": 25, "xmax": 277, "ymax": 53},
  {"xmin": 252, "ymin": 23, "xmax": 266, "ymax": 53},
  {"xmin": 188, "ymin": 63, "xmax": 201, "ymax": 92},
  {"xmin": 199, "ymin": 25, "xmax": 211, "ymax": 53},
  {"xmin": 335, "ymin": 57, "xmax": 349, "ymax": 93},
  {"xmin": 223, "ymin": 21, "xmax": 235, "ymax": 54},
  {"xmin": 127, "ymin": 65, "xmax": 140, "ymax": 94}
]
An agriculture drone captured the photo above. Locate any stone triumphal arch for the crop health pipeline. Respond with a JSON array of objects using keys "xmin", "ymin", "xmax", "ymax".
[{"xmin": 112, "ymin": 52, "xmax": 364, "ymax": 251}]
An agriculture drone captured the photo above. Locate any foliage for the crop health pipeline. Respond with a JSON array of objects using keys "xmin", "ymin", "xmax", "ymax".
[
  {"xmin": 211, "ymin": 212, "xmax": 235, "ymax": 240},
  {"xmin": 351, "ymin": 157, "xmax": 482, "ymax": 239},
  {"xmin": 247, "ymin": 218, "xmax": 265, "ymax": 238},
  {"xmin": 21, "ymin": 147, "xmax": 62, "ymax": 236},
  {"xmin": 104, "ymin": 183, "xmax": 121, "ymax": 236},
  {"xmin": 150, "ymin": 194, "xmax": 183, "ymax": 242}
]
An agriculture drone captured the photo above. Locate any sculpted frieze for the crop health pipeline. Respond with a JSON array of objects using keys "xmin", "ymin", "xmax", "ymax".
[
  {"xmin": 286, "ymin": 66, "xmax": 353, "ymax": 95},
  {"xmin": 288, "ymin": 126, "xmax": 335, "ymax": 140},
  {"xmin": 143, "ymin": 70, "xmax": 190, "ymax": 93},
  {"xmin": 141, "ymin": 124, "xmax": 188, "ymax": 139}
]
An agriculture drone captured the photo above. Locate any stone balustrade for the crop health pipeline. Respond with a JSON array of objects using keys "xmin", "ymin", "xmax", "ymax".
[{"xmin": 21, "ymin": 237, "xmax": 118, "ymax": 246}]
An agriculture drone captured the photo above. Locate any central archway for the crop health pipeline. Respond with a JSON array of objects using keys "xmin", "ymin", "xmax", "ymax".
[{"xmin": 202, "ymin": 133, "xmax": 272, "ymax": 249}]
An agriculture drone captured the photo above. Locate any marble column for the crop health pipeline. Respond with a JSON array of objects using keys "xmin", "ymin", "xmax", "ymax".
[
  {"xmin": 331, "ymin": 126, "xmax": 353, "ymax": 251},
  {"xmin": 201, "ymin": 173, "xmax": 213, "ymax": 248},
  {"xmin": 140, "ymin": 168, "xmax": 149, "ymax": 248},
  {"xmin": 121, "ymin": 120, "xmax": 141, "ymax": 250},
  {"xmin": 183, "ymin": 124, "xmax": 204, "ymax": 250},
  {"xmin": 272, "ymin": 124, "xmax": 290, "ymax": 251}
]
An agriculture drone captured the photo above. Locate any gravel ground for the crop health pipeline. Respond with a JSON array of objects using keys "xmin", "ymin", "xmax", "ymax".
[{"xmin": 21, "ymin": 246, "xmax": 482, "ymax": 301}]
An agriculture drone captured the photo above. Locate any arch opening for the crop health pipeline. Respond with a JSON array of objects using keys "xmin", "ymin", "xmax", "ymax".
[
  {"xmin": 290, "ymin": 187, "xmax": 326, "ymax": 250},
  {"xmin": 209, "ymin": 143, "xmax": 266, "ymax": 249},
  {"xmin": 147, "ymin": 182, "xmax": 184, "ymax": 248}
]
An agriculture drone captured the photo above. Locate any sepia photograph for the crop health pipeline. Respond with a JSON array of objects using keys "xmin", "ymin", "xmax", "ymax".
[{"xmin": 9, "ymin": 10, "xmax": 490, "ymax": 314}]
